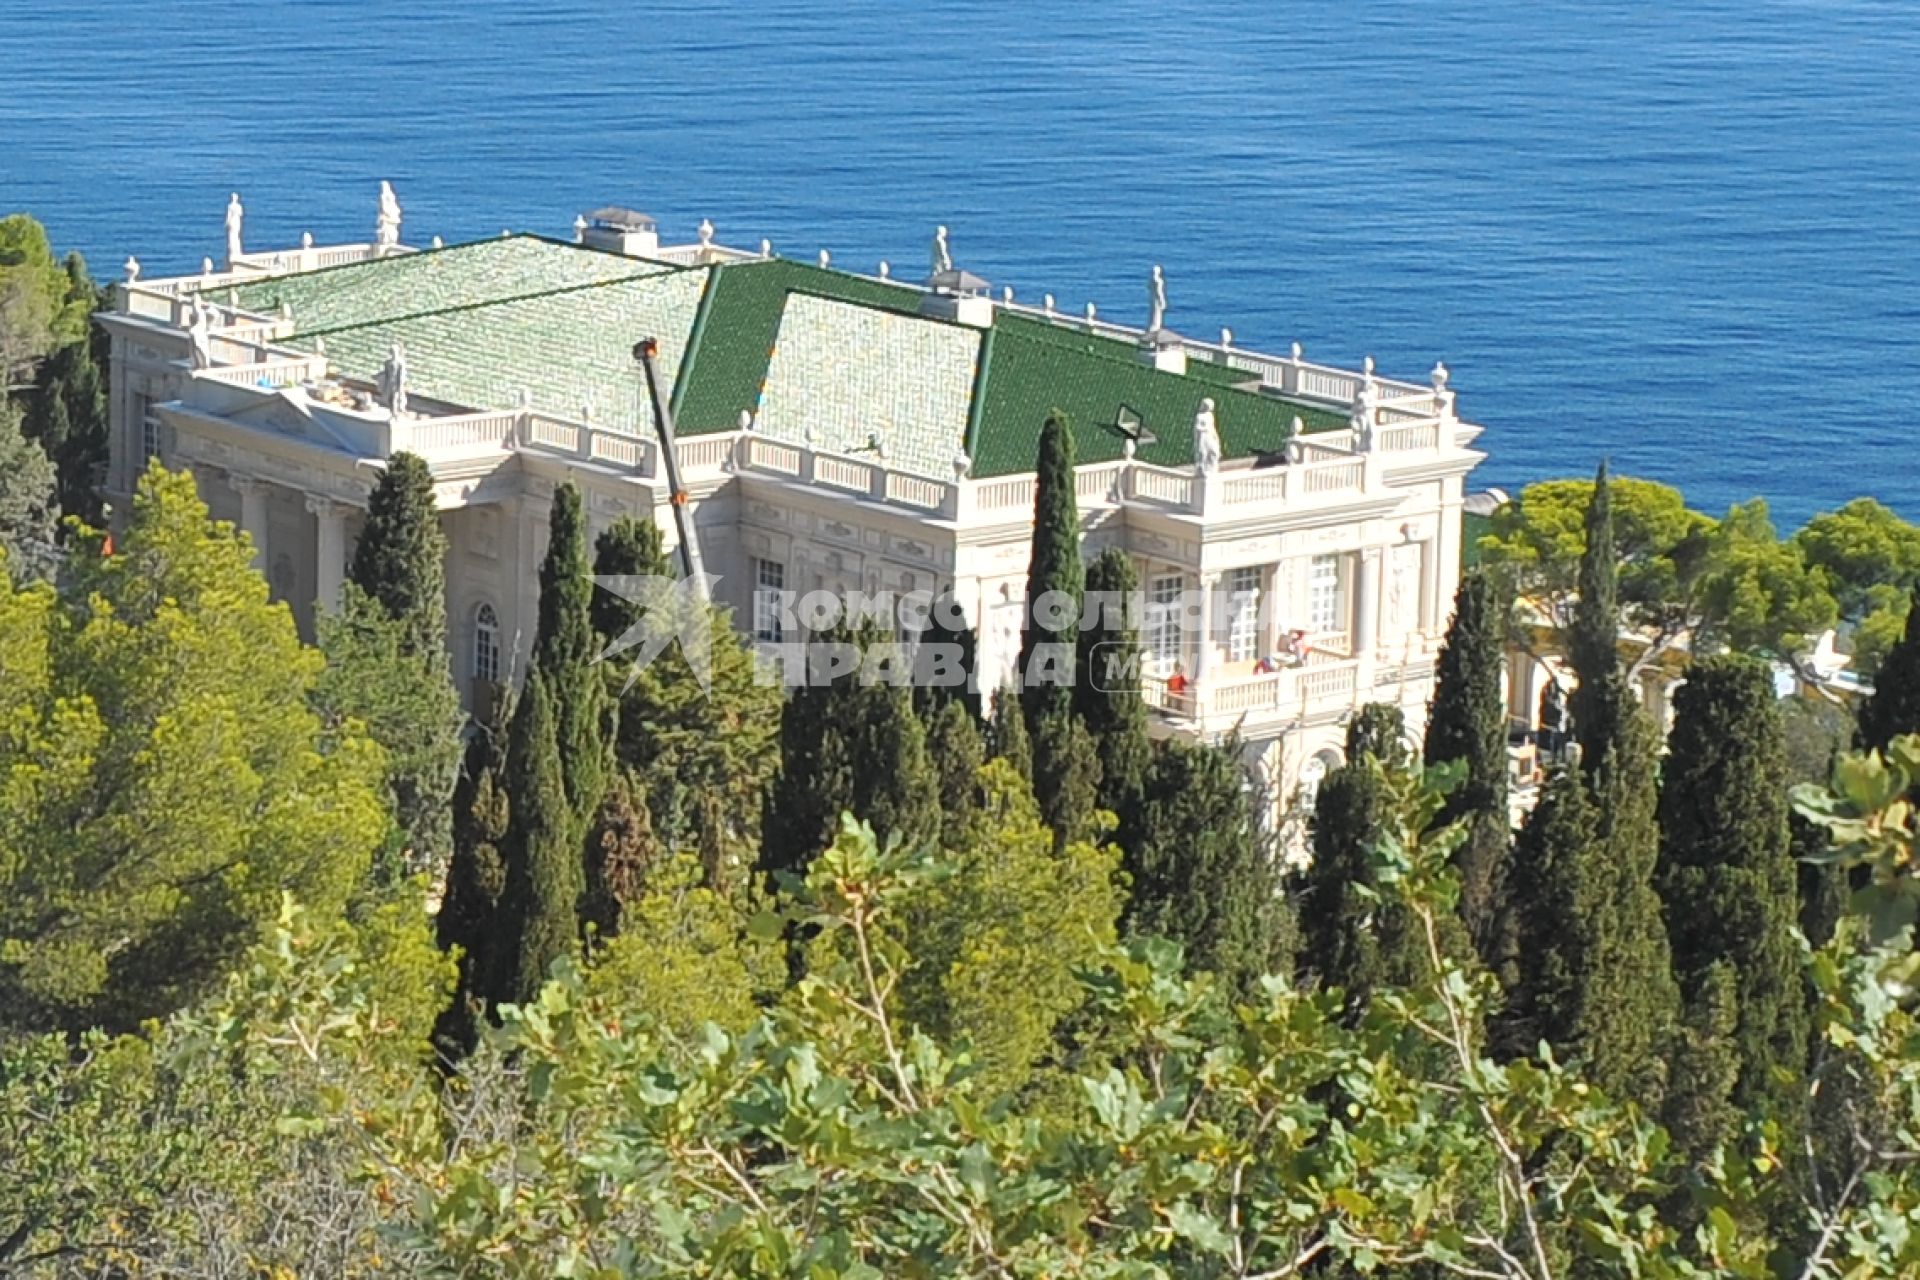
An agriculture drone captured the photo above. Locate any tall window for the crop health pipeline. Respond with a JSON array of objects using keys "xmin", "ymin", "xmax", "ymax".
[
  {"xmin": 753, "ymin": 557, "xmax": 785, "ymax": 643},
  {"xmin": 134, "ymin": 393, "xmax": 158, "ymax": 461},
  {"xmin": 1146, "ymin": 572, "xmax": 1185, "ymax": 671},
  {"xmin": 1227, "ymin": 566, "xmax": 1262, "ymax": 662},
  {"xmin": 1308, "ymin": 554, "xmax": 1343, "ymax": 635},
  {"xmin": 473, "ymin": 603, "xmax": 501, "ymax": 684}
]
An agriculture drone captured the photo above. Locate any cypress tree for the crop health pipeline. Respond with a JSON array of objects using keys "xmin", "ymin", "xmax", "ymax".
[
  {"xmin": 349, "ymin": 453, "xmax": 447, "ymax": 658},
  {"xmin": 1299, "ymin": 706, "xmax": 1427, "ymax": 1005},
  {"xmin": 1015, "ymin": 414, "xmax": 1099, "ymax": 843},
  {"xmin": 1423, "ymin": 568, "xmax": 1512, "ymax": 960},
  {"xmin": 1568, "ymin": 461, "xmax": 1628, "ymax": 771},
  {"xmin": 1077, "ymin": 547, "xmax": 1153, "ymax": 833},
  {"xmin": 1496, "ymin": 765, "xmax": 1598, "ymax": 1062},
  {"xmin": 924, "ymin": 696, "xmax": 985, "ymax": 844},
  {"xmin": 529, "ymin": 484, "xmax": 610, "ymax": 824},
  {"xmin": 913, "ymin": 592, "xmax": 981, "ymax": 722},
  {"xmin": 1858, "ymin": 590, "xmax": 1920, "ymax": 752},
  {"xmin": 987, "ymin": 684, "xmax": 1033, "ymax": 785},
  {"xmin": 1656, "ymin": 654, "xmax": 1807, "ymax": 1142},
  {"xmin": 503, "ymin": 672, "xmax": 580, "ymax": 1000},
  {"xmin": 760, "ymin": 623, "xmax": 940, "ymax": 879},
  {"xmin": 30, "ymin": 339, "xmax": 107, "ymax": 526},
  {"xmin": 1127, "ymin": 736, "xmax": 1277, "ymax": 996},
  {"xmin": 582, "ymin": 770, "xmax": 660, "ymax": 940},
  {"xmin": 435, "ymin": 715, "xmax": 512, "ymax": 1060},
  {"xmin": 589, "ymin": 515, "xmax": 671, "ymax": 643}
]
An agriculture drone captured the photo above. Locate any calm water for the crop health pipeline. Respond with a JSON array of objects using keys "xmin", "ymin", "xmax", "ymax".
[{"xmin": 2, "ymin": 0, "xmax": 1915, "ymax": 525}]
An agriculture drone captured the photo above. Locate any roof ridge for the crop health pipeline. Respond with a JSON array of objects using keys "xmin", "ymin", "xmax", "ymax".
[{"xmin": 994, "ymin": 311, "xmax": 1270, "ymax": 402}]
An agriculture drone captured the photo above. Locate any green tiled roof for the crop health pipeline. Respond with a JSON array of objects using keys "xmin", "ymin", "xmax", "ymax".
[
  {"xmin": 222, "ymin": 234, "xmax": 1348, "ymax": 481},
  {"xmin": 670, "ymin": 258, "xmax": 925, "ymax": 432},
  {"xmin": 967, "ymin": 314, "xmax": 1347, "ymax": 477}
]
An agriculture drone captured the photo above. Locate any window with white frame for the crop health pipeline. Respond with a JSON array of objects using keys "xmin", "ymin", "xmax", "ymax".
[
  {"xmin": 752, "ymin": 557, "xmax": 785, "ymax": 643},
  {"xmin": 473, "ymin": 603, "xmax": 501, "ymax": 684},
  {"xmin": 1307, "ymin": 554, "xmax": 1343, "ymax": 635},
  {"xmin": 1227, "ymin": 566, "xmax": 1263, "ymax": 662},
  {"xmin": 134, "ymin": 393, "xmax": 158, "ymax": 461},
  {"xmin": 1145, "ymin": 572, "xmax": 1185, "ymax": 671}
]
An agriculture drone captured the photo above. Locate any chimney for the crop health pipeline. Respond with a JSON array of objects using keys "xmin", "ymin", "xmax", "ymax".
[
  {"xmin": 578, "ymin": 207, "xmax": 659, "ymax": 258},
  {"xmin": 921, "ymin": 268, "xmax": 995, "ymax": 329}
]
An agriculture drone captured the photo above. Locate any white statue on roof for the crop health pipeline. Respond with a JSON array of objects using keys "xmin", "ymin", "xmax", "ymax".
[
  {"xmin": 1192, "ymin": 398, "xmax": 1221, "ymax": 475},
  {"xmin": 1149, "ymin": 264, "xmax": 1168, "ymax": 333},
  {"xmin": 930, "ymin": 225, "xmax": 952, "ymax": 278},
  {"xmin": 379, "ymin": 341, "xmax": 409, "ymax": 418},
  {"xmin": 185, "ymin": 295, "xmax": 214, "ymax": 370},
  {"xmin": 1351, "ymin": 380, "xmax": 1376, "ymax": 451},
  {"xmin": 225, "ymin": 193, "xmax": 244, "ymax": 268},
  {"xmin": 375, "ymin": 181, "xmax": 402, "ymax": 250}
]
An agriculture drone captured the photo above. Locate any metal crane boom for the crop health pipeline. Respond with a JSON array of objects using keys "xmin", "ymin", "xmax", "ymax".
[{"xmin": 633, "ymin": 338, "xmax": 710, "ymax": 604}]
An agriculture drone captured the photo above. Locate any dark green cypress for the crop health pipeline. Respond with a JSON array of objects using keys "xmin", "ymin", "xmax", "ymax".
[
  {"xmin": 924, "ymin": 696, "xmax": 985, "ymax": 845},
  {"xmin": 987, "ymin": 684, "xmax": 1033, "ymax": 786},
  {"xmin": 1127, "ymin": 736, "xmax": 1277, "ymax": 996},
  {"xmin": 1496, "ymin": 766, "xmax": 1598, "ymax": 1062},
  {"xmin": 348, "ymin": 453, "xmax": 448, "ymax": 658},
  {"xmin": 582, "ymin": 770, "xmax": 660, "ymax": 940},
  {"xmin": 530, "ymin": 484, "xmax": 611, "ymax": 825},
  {"xmin": 1568, "ymin": 461, "xmax": 1627, "ymax": 772},
  {"xmin": 1077, "ymin": 547, "xmax": 1153, "ymax": 833},
  {"xmin": 1858, "ymin": 591, "xmax": 1920, "ymax": 753},
  {"xmin": 1017, "ymin": 414, "xmax": 1084, "ymax": 720},
  {"xmin": 589, "ymin": 515, "xmax": 672, "ymax": 644},
  {"xmin": 913, "ymin": 593, "xmax": 982, "ymax": 722},
  {"xmin": 1423, "ymin": 568, "xmax": 1512, "ymax": 961},
  {"xmin": 760, "ymin": 623, "xmax": 941, "ymax": 879},
  {"xmin": 435, "ymin": 715, "xmax": 512, "ymax": 1060},
  {"xmin": 503, "ymin": 673, "xmax": 580, "ymax": 1000},
  {"xmin": 1299, "ymin": 707, "xmax": 1427, "ymax": 1006},
  {"xmin": 1656, "ymin": 654, "xmax": 1807, "ymax": 1142}
]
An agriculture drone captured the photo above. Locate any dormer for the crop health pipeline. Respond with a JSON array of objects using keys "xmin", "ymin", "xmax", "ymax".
[{"xmin": 577, "ymin": 207, "xmax": 659, "ymax": 258}]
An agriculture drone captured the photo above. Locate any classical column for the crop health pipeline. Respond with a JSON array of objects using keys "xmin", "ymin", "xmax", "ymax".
[
  {"xmin": 1353, "ymin": 548, "xmax": 1382, "ymax": 656},
  {"xmin": 230, "ymin": 475, "xmax": 269, "ymax": 571},
  {"xmin": 1264, "ymin": 560, "xmax": 1287, "ymax": 657},
  {"xmin": 1433, "ymin": 501, "xmax": 1463, "ymax": 630},
  {"xmin": 1193, "ymin": 571, "xmax": 1220, "ymax": 687},
  {"xmin": 307, "ymin": 495, "xmax": 347, "ymax": 613}
]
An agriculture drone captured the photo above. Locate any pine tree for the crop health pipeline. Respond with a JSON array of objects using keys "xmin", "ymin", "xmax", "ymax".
[
  {"xmin": 1076, "ymin": 547, "xmax": 1152, "ymax": 833},
  {"xmin": 503, "ymin": 672, "xmax": 580, "ymax": 1001},
  {"xmin": 0, "ymin": 401, "xmax": 56, "ymax": 574},
  {"xmin": 348, "ymin": 453, "xmax": 447, "ymax": 658},
  {"xmin": 987, "ymin": 684, "xmax": 1033, "ymax": 785},
  {"xmin": 1423, "ymin": 568, "xmax": 1512, "ymax": 960},
  {"xmin": 1126, "ymin": 736, "xmax": 1278, "ymax": 996},
  {"xmin": 760, "ymin": 623, "xmax": 940, "ymax": 879},
  {"xmin": 1656, "ymin": 654, "xmax": 1807, "ymax": 1144},
  {"xmin": 1858, "ymin": 591, "xmax": 1920, "ymax": 752},
  {"xmin": 1299, "ymin": 707, "xmax": 1428, "ymax": 1006}
]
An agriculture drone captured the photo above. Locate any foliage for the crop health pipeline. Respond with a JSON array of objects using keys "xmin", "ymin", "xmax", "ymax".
[
  {"xmin": 314, "ymin": 583, "xmax": 464, "ymax": 884},
  {"xmin": 581, "ymin": 768, "xmax": 662, "ymax": 937},
  {"xmin": 0, "ymin": 464, "xmax": 386, "ymax": 1033},
  {"xmin": 595, "ymin": 516, "xmax": 781, "ymax": 882},
  {"xmin": 892, "ymin": 761, "xmax": 1122, "ymax": 1095},
  {"xmin": 436, "ymin": 711, "xmax": 512, "ymax": 1057},
  {"xmin": 1656, "ymin": 655, "xmax": 1807, "ymax": 1155},
  {"xmin": 1424, "ymin": 567, "xmax": 1512, "ymax": 960},
  {"xmin": 1016, "ymin": 412, "xmax": 1083, "ymax": 724},
  {"xmin": 502, "ymin": 671, "xmax": 583, "ymax": 1003},
  {"xmin": 1125, "ymin": 736, "xmax": 1280, "ymax": 997},
  {"xmin": 911, "ymin": 591, "xmax": 982, "ymax": 722},
  {"xmin": 1857, "ymin": 591, "xmax": 1920, "ymax": 752},
  {"xmin": 985, "ymin": 681, "xmax": 1032, "ymax": 785},
  {"xmin": 1794, "ymin": 497, "xmax": 1920, "ymax": 672},
  {"xmin": 761, "ymin": 622, "xmax": 940, "ymax": 879},
  {"xmin": 0, "ymin": 398, "xmax": 56, "ymax": 569},
  {"xmin": 1075, "ymin": 546, "xmax": 1153, "ymax": 832},
  {"xmin": 347, "ymin": 452, "xmax": 449, "ymax": 658},
  {"xmin": 0, "ymin": 214, "xmax": 86, "ymax": 393},
  {"xmin": 22, "ymin": 252, "xmax": 108, "ymax": 527},
  {"xmin": 584, "ymin": 853, "xmax": 782, "ymax": 1040},
  {"xmin": 922, "ymin": 695, "xmax": 985, "ymax": 843}
]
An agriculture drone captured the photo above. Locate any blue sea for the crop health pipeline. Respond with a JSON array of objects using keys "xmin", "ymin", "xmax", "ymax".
[{"xmin": 2, "ymin": 0, "xmax": 1915, "ymax": 526}]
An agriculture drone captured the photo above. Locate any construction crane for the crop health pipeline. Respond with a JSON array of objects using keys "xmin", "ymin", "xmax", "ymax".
[{"xmin": 633, "ymin": 338, "xmax": 710, "ymax": 605}]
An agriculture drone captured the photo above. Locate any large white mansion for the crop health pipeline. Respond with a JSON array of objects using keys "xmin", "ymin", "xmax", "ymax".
[{"xmin": 100, "ymin": 190, "xmax": 1485, "ymax": 821}]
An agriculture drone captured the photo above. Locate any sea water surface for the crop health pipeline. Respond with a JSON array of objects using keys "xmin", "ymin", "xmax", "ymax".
[{"xmin": 1, "ymin": 0, "xmax": 1915, "ymax": 525}]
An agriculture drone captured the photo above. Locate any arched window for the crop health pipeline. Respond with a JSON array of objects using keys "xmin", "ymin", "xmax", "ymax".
[
  {"xmin": 473, "ymin": 603, "xmax": 501, "ymax": 684},
  {"xmin": 1296, "ymin": 749, "xmax": 1341, "ymax": 815}
]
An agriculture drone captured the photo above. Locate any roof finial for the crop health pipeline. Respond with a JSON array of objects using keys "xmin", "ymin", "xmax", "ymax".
[
  {"xmin": 573, "ymin": 214, "xmax": 588, "ymax": 243},
  {"xmin": 818, "ymin": 248, "xmax": 831, "ymax": 269},
  {"xmin": 698, "ymin": 218, "xmax": 715, "ymax": 249},
  {"xmin": 930, "ymin": 225, "xmax": 952, "ymax": 278},
  {"xmin": 878, "ymin": 260, "xmax": 891, "ymax": 279},
  {"xmin": 1220, "ymin": 327, "xmax": 1233, "ymax": 349},
  {"xmin": 201, "ymin": 256, "xmax": 214, "ymax": 277},
  {"xmin": 760, "ymin": 238, "xmax": 773, "ymax": 259},
  {"xmin": 375, "ymin": 181, "xmax": 402, "ymax": 250},
  {"xmin": 1002, "ymin": 285, "xmax": 1014, "ymax": 304},
  {"xmin": 1043, "ymin": 293, "xmax": 1055, "ymax": 317},
  {"xmin": 1291, "ymin": 341, "xmax": 1303, "ymax": 361},
  {"xmin": 1084, "ymin": 301, "xmax": 1097, "ymax": 324},
  {"xmin": 1148, "ymin": 264, "xmax": 1167, "ymax": 332},
  {"xmin": 123, "ymin": 255, "xmax": 140, "ymax": 283},
  {"xmin": 301, "ymin": 231, "xmax": 315, "ymax": 249},
  {"xmin": 1430, "ymin": 360, "xmax": 1450, "ymax": 391},
  {"xmin": 431, "ymin": 235, "xmax": 444, "ymax": 249}
]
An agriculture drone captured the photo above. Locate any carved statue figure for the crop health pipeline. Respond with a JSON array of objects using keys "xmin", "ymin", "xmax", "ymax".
[
  {"xmin": 930, "ymin": 224, "xmax": 952, "ymax": 278},
  {"xmin": 186, "ymin": 296, "xmax": 214, "ymax": 370},
  {"xmin": 1149, "ymin": 264, "xmax": 1168, "ymax": 332},
  {"xmin": 225, "ymin": 193, "xmax": 244, "ymax": 266},
  {"xmin": 378, "ymin": 341, "xmax": 409, "ymax": 418},
  {"xmin": 375, "ymin": 181, "xmax": 402, "ymax": 249},
  {"xmin": 1192, "ymin": 397, "xmax": 1222, "ymax": 474}
]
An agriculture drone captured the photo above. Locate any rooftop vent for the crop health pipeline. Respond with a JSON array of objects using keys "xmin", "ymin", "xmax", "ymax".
[
  {"xmin": 921, "ymin": 267, "xmax": 995, "ymax": 329},
  {"xmin": 578, "ymin": 207, "xmax": 659, "ymax": 258}
]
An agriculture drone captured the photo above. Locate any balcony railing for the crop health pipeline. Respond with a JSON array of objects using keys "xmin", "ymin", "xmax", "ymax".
[{"xmin": 1142, "ymin": 655, "xmax": 1364, "ymax": 726}]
